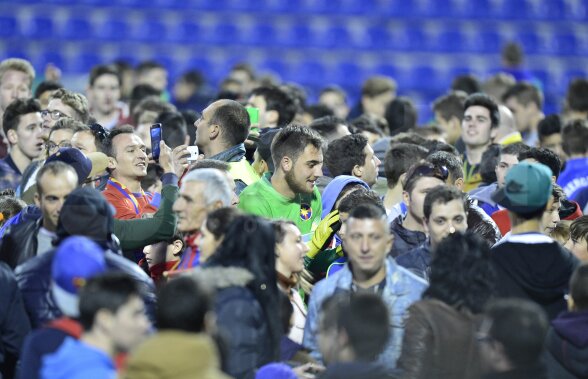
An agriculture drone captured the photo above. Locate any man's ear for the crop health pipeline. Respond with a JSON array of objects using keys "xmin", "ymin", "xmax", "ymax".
[
  {"xmin": 34, "ymin": 192, "xmax": 41, "ymax": 207},
  {"xmin": 209, "ymin": 124, "xmax": 220, "ymax": 140},
  {"xmin": 107, "ymin": 156, "xmax": 117, "ymax": 170},
  {"xmin": 402, "ymin": 190, "xmax": 410, "ymax": 206},
  {"xmin": 453, "ymin": 177, "xmax": 464, "ymax": 191},
  {"xmin": 6, "ymin": 129, "xmax": 18, "ymax": 145},
  {"xmin": 352, "ymin": 164, "xmax": 363, "ymax": 178},
  {"xmin": 172, "ymin": 239, "xmax": 184, "ymax": 256},
  {"xmin": 265, "ymin": 110, "xmax": 279, "ymax": 126},
  {"xmin": 280, "ymin": 156, "xmax": 293, "ymax": 173}
]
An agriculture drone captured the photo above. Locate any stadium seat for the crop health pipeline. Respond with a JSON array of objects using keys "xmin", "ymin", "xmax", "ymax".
[
  {"xmin": 22, "ymin": 16, "xmax": 54, "ymax": 39},
  {"xmin": 96, "ymin": 19, "xmax": 130, "ymax": 41},
  {"xmin": 327, "ymin": 62, "xmax": 365, "ymax": 87},
  {"xmin": 61, "ymin": 17, "xmax": 93, "ymax": 40},
  {"xmin": 552, "ymin": 31, "xmax": 579, "ymax": 56},
  {"xmin": 433, "ymin": 26, "xmax": 466, "ymax": 53},
  {"xmin": 133, "ymin": 19, "xmax": 168, "ymax": 42},
  {"xmin": 67, "ymin": 50, "xmax": 102, "ymax": 74},
  {"xmin": 280, "ymin": 24, "xmax": 313, "ymax": 48},
  {"xmin": 243, "ymin": 23, "xmax": 278, "ymax": 46},
  {"xmin": 361, "ymin": 25, "xmax": 392, "ymax": 50},
  {"xmin": 168, "ymin": 20, "xmax": 201, "ymax": 44},
  {"xmin": 291, "ymin": 60, "xmax": 327, "ymax": 86},
  {"xmin": 0, "ymin": 14, "xmax": 17, "ymax": 38}
]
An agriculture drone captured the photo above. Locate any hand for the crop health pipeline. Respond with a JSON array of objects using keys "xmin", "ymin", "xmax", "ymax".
[
  {"xmin": 293, "ymin": 362, "xmax": 325, "ymax": 379},
  {"xmin": 307, "ymin": 210, "xmax": 341, "ymax": 259},
  {"xmin": 168, "ymin": 143, "xmax": 190, "ymax": 177}
]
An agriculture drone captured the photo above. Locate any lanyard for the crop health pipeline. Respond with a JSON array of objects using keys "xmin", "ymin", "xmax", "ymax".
[{"xmin": 108, "ymin": 178, "xmax": 142, "ymax": 215}]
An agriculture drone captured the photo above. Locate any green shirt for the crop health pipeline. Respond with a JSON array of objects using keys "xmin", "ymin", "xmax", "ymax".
[{"xmin": 239, "ymin": 172, "xmax": 322, "ymax": 235}]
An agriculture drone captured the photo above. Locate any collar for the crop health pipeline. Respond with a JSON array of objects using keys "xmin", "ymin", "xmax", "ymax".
[
  {"xmin": 209, "ymin": 143, "xmax": 246, "ymax": 163},
  {"xmin": 4, "ymin": 155, "xmax": 21, "ymax": 174}
]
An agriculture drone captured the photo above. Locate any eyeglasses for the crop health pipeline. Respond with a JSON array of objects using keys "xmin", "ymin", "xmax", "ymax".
[
  {"xmin": 45, "ymin": 141, "xmax": 72, "ymax": 153},
  {"xmin": 41, "ymin": 109, "xmax": 71, "ymax": 120},
  {"xmin": 90, "ymin": 123, "xmax": 109, "ymax": 143}
]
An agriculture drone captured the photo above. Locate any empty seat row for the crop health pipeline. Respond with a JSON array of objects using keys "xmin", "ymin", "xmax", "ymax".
[
  {"xmin": 7, "ymin": 0, "xmax": 587, "ymax": 21},
  {"xmin": 3, "ymin": 14, "xmax": 586, "ymax": 56}
]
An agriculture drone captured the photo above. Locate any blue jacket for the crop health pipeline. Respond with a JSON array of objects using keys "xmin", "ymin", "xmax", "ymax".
[
  {"xmin": 193, "ymin": 266, "xmax": 273, "ymax": 379},
  {"xmin": 389, "ymin": 216, "xmax": 427, "ymax": 258},
  {"xmin": 395, "ymin": 242, "xmax": 431, "ymax": 280},
  {"xmin": 41, "ymin": 337, "xmax": 115, "ymax": 379},
  {"xmin": 303, "ymin": 258, "xmax": 427, "ymax": 370},
  {"xmin": 15, "ymin": 249, "xmax": 156, "ymax": 329},
  {"xmin": 558, "ymin": 157, "xmax": 588, "ymax": 201}
]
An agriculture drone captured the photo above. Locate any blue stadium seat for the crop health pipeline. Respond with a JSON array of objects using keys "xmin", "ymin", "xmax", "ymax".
[
  {"xmin": 280, "ymin": 24, "xmax": 313, "ymax": 48},
  {"xmin": 133, "ymin": 19, "xmax": 168, "ymax": 42},
  {"xmin": 242, "ymin": 23, "xmax": 278, "ymax": 46},
  {"xmin": 392, "ymin": 26, "xmax": 426, "ymax": 51},
  {"xmin": 471, "ymin": 30, "xmax": 503, "ymax": 54},
  {"xmin": 34, "ymin": 49, "xmax": 65, "ymax": 71},
  {"xmin": 360, "ymin": 26, "xmax": 392, "ymax": 50},
  {"xmin": 492, "ymin": 0, "xmax": 532, "ymax": 20},
  {"xmin": 67, "ymin": 50, "xmax": 101, "ymax": 74},
  {"xmin": 378, "ymin": 0, "xmax": 416, "ymax": 17},
  {"xmin": 374, "ymin": 64, "xmax": 400, "ymax": 80},
  {"xmin": 515, "ymin": 31, "xmax": 542, "ymax": 54},
  {"xmin": 96, "ymin": 19, "xmax": 130, "ymax": 41},
  {"xmin": 0, "ymin": 14, "xmax": 17, "ymax": 38},
  {"xmin": 460, "ymin": 0, "xmax": 492, "ymax": 18},
  {"xmin": 169, "ymin": 20, "xmax": 202, "ymax": 44},
  {"xmin": 327, "ymin": 62, "xmax": 365, "ymax": 87},
  {"xmin": 339, "ymin": 0, "xmax": 378, "ymax": 15},
  {"xmin": 406, "ymin": 65, "xmax": 444, "ymax": 92},
  {"xmin": 432, "ymin": 27, "xmax": 466, "ymax": 53},
  {"xmin": 258, "ymin": 58, "xmax": 289, "ymax": 79},
  {"xmin": 291, "ymin": 60, "xmax": 326, "ymax": 86},
  {"xmin": 61, "ymin": 17, "xmax": 93, "ymax": 40},
  {"xmin": 552, "ymin": 32, "xmax": 579, "ymax": 56},
  {"xmin": 535, "ymin": 0, "xmax": 565, "ymax": 20},
  {"xmin": 316, "ymin": 25, "xmax": 352, "ymax": 49},
  {"xmin": 22, "ymin": 16, "xmax": 54, "ymax": 39}
]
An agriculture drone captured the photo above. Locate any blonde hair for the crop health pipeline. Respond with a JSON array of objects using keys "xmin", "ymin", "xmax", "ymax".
[
  {"xmin": 0, "ymin": 58, "xmax": 35, "ymax": 87},
  {"xmin": 49, "ymin": 88, "xmax": 90, "ymax": 123}
]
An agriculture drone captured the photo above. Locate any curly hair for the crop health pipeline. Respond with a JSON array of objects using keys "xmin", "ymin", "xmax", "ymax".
[{"xmin": 424, "ymin": 232, "xmax": 495, "ymax": 314}]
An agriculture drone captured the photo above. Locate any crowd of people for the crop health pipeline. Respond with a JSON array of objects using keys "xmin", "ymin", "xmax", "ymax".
[{"xmin": 0, "ymin": 44, "xmax": 587, "ymax": 379}]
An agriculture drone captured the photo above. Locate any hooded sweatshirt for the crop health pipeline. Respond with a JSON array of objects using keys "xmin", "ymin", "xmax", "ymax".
[
  {"xmin": 545, "ymin": 310, "xmax": 588, "ymax": 378},
  {"xmin": 320, "ymin": 175, "xmax": 369, "ymax": 219},
  {"xmin": 124, "ymin": 332, "xmax": 230, "ymax": 379},
  {"xmin": 491, "ymin": 233, "xmax": 579, "ymax": 320},
  {"xmin": 41, "ymin": 337, "xmax": 115, "ymax": 379},
  {"xmin": 469, "ymin": 183, "xmax": 501, "ymax": 216}
]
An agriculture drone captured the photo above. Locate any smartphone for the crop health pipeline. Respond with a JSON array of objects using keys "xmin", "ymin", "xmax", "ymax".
[
  {"xmin": 187, "ymin": 146, "xmax": 199, "ymax": 162},
  {"xmin": 150, "ymin": 123, "xmax": 162, "ymax": 162},
  {"xmin": 246, "ymin": 106, "xmax": 259, "ymax": 126}
]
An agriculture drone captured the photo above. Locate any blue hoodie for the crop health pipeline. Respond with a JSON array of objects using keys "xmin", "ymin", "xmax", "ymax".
[
  {"xmin": 41, "ymin": 337, "xmax": 115, "ymax": 379},
  {"xmin": 320, "ymin": 175, "xmax": 369, "ymax": 219}
]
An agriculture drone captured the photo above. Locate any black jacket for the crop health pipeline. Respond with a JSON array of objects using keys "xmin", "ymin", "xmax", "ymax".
[
  {"xmin": 389, "ymin": 216, "xmax": 427, "ymax": 258},
  {"xmin": 491, "ymin": 233, "xmax": 579, "ymax": 320},
  {"xmin": 0, "ymin": 216, "xmax": 41, "ymax": 270},
  {"xmin": 320, "ymin": 361, "xmax": 398, "ymax": 379},
  {"xmin": 0, "ymin": 262, "xmax": 31, "ymax": 379},
  {"xmin": 395, "ymin": 242, "xmax": 431, "ymax": 280}
]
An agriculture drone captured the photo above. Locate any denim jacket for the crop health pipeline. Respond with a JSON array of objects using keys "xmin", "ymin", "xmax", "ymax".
[{"xmin": 303, "ymin": 257, "xmax": 427, "ymax": 370}]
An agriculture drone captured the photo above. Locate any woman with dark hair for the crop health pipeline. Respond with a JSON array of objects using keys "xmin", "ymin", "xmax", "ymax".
[
  {"xmin": 192, "ymin": 215, "xmax": 281, "ymax": 379},
  {"xmin": 398, "ymin": 232, "xmax": 495, "ymax": 379},
  {"xmin": 198, "ymin": 207, "xmax": 241, "ymax": 264}
]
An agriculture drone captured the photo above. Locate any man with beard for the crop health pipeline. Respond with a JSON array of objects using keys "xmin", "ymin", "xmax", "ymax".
[{"xmin": 239, "ymin": 124, "xmax": 324, "ymax": 235}]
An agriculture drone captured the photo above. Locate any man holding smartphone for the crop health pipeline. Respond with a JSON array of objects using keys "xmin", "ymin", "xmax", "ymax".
[
  {"xmin": 194, "ymin": 99, "xmax": 259, "ymax": 194},
  {"xmin": 102, "ymin": 125, "xmax": 188, "ymax": 220}
]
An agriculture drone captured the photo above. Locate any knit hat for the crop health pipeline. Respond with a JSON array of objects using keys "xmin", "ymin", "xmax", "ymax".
[
  {"xmin": 46, "ymin": 148, "xmax": 109, "ymax": 184},
  {"xmin": 56, "ymin": 187, "xmax": 115, "ymax": 246},
  {"xmin": 255, "ymin": 363, "xmax": 297, "ymax": 379},
  {"xmin": 51, "ymin": 236, "xmax": 107, "ymax": 317},
  {"xmin": 491, "ymin": 162, "xmax": 553, "ymax": 215}
]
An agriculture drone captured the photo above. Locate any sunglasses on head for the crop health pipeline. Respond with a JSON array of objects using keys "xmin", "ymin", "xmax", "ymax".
[
  {"xmin": 410, "ymin": 164, "xmax": 449, "ymax": 182},
  {"xmin": 90, "ymin": 123, "xmax": 110, "ymax": 143}
]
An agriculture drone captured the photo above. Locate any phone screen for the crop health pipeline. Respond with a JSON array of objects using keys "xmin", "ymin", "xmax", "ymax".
[{"xmin": 150, "ymin": 123, "xmax": 162, "ymax": 162}]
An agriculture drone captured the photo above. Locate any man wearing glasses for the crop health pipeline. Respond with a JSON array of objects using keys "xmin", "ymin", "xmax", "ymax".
[
  {"xmin": 41, "ymin": 88, "xmax": 90, "ymax": 133},
  {"xmin": 0, "ymin": 98, "xmax": 43, "ymax": 191}
]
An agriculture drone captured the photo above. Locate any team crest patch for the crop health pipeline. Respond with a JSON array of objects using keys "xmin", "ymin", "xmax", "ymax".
[{"xmin": 300, "ymin": 204, "xmax": 312, "ymax": 221}]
